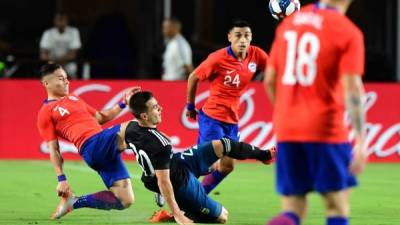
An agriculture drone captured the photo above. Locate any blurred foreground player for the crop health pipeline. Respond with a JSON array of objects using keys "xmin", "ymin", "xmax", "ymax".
[
  {"xmin": 125, "ymin": 91, "xmax": 276, "ymax": 224},
  {"xmin": 37, "ymin": 63, "xmax": 139, "ymax": 219},
  {"xmin": 264, "ymin": 1, "xmax": 367, "ymax": 225}
]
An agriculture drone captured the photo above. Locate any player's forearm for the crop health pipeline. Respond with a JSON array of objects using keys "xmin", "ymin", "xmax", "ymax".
[
  {"xmin": 158, "ymin": 179, "xmax": 182, "ymax": 216},
  {"xmin": 346, "ymin": 90, "xmax": 366, "ymax": 139},
  {"xmin": 48, "ymin": 144, "xmax": 64, "ymax": 176},
  {"xmin": 343, "ymin": 76, "xmax": 366, "ymax": 143},
  {"xmin": 97, "ymin": 104, "xmax": 124, "ymax": 124},
  {"xmin": 266, "ymin": 82, "xmax": 276, "ymax": 104},
  {"xmin": 187, "ymin": 72, "xmax": 199, "ymax": 103},
  {"xmin": 183, "ymin": 64, "xmax": 194, "ymax": 77}
]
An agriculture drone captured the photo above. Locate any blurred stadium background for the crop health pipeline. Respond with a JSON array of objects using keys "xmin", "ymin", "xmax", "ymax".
[
  {"xmin": 0, "ymin": 0, "xmax": 397, "ymax": 80},
  {"xmin": 0, "ymin": 0, "xmax": 399, "ymax": 225}
]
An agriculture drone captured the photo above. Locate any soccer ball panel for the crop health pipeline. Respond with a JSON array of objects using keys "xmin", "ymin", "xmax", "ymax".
[
  {"xmin": 269, "ymin": 0, "xmax": 301, "ymax": 20},
  {"xmin": 285, "ymin": 3, "xmax": 296, "ymax": 16},
  {"xmin": 271, "ymin": 1, "xmax": 282, "ymax": 14}
]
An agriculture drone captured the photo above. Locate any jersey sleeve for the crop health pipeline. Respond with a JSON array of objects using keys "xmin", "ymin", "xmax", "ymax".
[
  {"xmin": 255, "ymin": 47, "xmax": 269, "ymax": 71},
  {"xmin": 37, "ymin": 107, "xmax": 57, "ymax": 142},
  {"xmin": 194, "ymin": 53, "xmax": 218, "ymax": 81},
  {"xmin": 152, "ymin": 144, "xmax": 173, "ymax": 170},
  {"xmin": 339, "ymin": 28, "xmax": 365, "ymax": 76}
]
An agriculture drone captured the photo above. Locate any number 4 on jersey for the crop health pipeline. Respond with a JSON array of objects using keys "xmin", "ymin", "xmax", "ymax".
[
  {"xmin": 54, "ymin": 106, "xmax": 70, "ymax": 116},
  {"xmin": 282, "ymin": 31, "xmax": 320, "ymax": 86}
]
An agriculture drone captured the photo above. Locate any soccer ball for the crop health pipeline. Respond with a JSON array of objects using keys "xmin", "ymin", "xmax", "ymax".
[{"xmin": 269, "ymin": 0, "xmax": 301, "ymax": 20}]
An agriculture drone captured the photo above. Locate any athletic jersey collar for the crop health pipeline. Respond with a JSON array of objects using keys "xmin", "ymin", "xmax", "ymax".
[
  {"xmin": 227, "ymin": 46, "xmax": 248, "ymax": 61},
  {"xmin": 43, "ymin": 96, "xmax": 66, "ymax": 104},
  {"xmin": 227, "ymin": 46, "xmax": 237, "ymax": 59},
  {"xmin": 43, "ymin": 99, "xmax": 57, "ymax": 104}
]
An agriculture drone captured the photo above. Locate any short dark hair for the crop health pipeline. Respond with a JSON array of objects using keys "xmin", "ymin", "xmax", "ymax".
[
  {"xmin": 229, "ymin": 19, "xmax": 251, "ymax": 31},
  {"xmin": 129, "ymin": 91, "xmax": 154, "ymax": 119},
  {"xmin": 39, "ymin": 63, "xmax": 62, "ymax": 79}
]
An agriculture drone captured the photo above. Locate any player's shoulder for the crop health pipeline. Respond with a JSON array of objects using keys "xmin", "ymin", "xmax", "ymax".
[
  {"xmin": 37, "ymin": 99, "xmax": 56, "ymax": 118},
  {"xmin": 126, "ymin": 121, "xmax": 170, "ymax": 147},
  {"xmin": 67, "ymin": 95, "xmax": 82, "ymax": 101},
  {"xmin": 208, "ymin": 47, "xmax": 228, "ymax": 60},
  {"xmin": 249, "ymin": 45, "xmax": 267, "ymax": 55},
  {"xmin": 322, "ymin": 11, "xmax": 363, "ymax": 44},
  {"xmin": 338, "ymin": 16, "xmax": 362, "ymax": 35},
  {"xmin": 147, "ymin": 128, "xmax": 171, "ymax": 147},
  {"xmin": 39, "ymin": 99, "xmax": 57, "ymax": 110}
]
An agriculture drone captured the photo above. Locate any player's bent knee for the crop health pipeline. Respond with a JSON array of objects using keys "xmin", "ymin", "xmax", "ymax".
[
  {"xmin": 119, "ymin": 195, "xmax": 135, "ymax": 209},
  {"xmin": 211, "ymin": 140, "xmax": 225, "ymax": 158},
  {"xmin": 217, "ymin": 207, "xmax": 229, "ymax": 224},
  {"xmin": 219, "ymin": 164, "xmax": 234, "ymax": 173}
]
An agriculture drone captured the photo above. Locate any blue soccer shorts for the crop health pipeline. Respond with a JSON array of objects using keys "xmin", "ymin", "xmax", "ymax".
[
  {"xmin": 173, "ymin": 142, "xmax": 223, "ymax": 221},
  {"xmin": 276, "ymin": 142, "xmax": 357, "ymax": 195},
  {"xmin": 197, "ymin": 109, "xmax": 239, "ymax": 144},
  {"xmin": 174, "ymin": 142, "xmax": 219, "ymax": 177},
  {"xmin": 80, "ymin": 125, "xmax": 130, "ymax": 188}
]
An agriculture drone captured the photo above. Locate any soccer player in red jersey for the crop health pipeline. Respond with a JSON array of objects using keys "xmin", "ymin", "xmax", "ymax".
[
  {"xmin": 186, "ymin": 19, "xmax": 269, "ymax": 193},
  {"xmin": 264, "ymin": 1, "xmax": 367, "ymax": 225},
  {"xmin": 37, "ymin": 63, "xmax": 140, "ymax": 219}
]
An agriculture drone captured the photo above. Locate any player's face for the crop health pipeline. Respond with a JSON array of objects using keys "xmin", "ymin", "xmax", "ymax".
[
  {"xmin": 145, "ymin": 97, "xmax": 163, "ymax": 125},
  {"xmin": 43, "ymin": 68, "xmax": 69, "ymax": 97},
  {"xmin": 228, "ymin": 27, "xmax": 252, "ymax": 54}
]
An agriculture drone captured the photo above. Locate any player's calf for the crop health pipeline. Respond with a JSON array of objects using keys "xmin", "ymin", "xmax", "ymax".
[{"xmin": 215, "ymin": 138, "xmax": 275, "ymax": 163}]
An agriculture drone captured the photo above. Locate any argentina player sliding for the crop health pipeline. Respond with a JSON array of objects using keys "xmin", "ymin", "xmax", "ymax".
[{"xmin": 125, "ymin": 91, "xmax": 276, "ymax": 224}]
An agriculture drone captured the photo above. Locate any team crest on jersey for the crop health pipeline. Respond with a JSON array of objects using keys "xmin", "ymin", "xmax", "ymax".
[
  {"xmin": 68, "ymin": 96, "xmax": 79, "ymax": 101},
  {"xmin": 248, "ymin": 62, "xmax": 257, "ymax": 72}
]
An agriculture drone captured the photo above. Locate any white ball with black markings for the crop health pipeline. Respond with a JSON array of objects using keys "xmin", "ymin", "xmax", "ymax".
[{"xmin": 269, "ymin": 0, "xmax": 301, "ymax": 20}]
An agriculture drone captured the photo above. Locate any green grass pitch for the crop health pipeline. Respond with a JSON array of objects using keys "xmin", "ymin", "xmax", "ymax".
[{"xmin": 0, "ymin": 160, "xmax": 399, "ymax": 225}]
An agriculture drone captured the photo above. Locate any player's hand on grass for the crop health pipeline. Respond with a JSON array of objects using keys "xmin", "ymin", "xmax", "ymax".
[
  {"xmin": 349, "ymin": 141, "xmax": 368, "ymax": 176},
  {"xmin": 185, "ymin": 109, "xmax": 198, "ymax": 120},
  {"xmin": 174, "ymin": 212, "xmax": 194, "ymax": 225},
  {"xmin": 123, "ymin": 86, "xmax": 142, "ymax": 104},
  {"xmin": 56, "ymin": 180, "xmax": 72, "ymax": 198}
]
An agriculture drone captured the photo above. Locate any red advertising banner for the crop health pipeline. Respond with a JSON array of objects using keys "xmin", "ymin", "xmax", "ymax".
[{"xmin": 0, "ymin": 80, "xmax": 398, "ymax": 162}]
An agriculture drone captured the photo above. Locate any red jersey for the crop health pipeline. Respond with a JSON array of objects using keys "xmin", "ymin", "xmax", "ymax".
[
  {"xmin": 268, "ymin": 4, "xmax": 365, "ymax": 142},
  {"xmin": 195, "ymin": 45, "xmax": 268, "ymax": 124},
  {"xmin": 37, "ymin": 95, "xmax": 103, "ymax": 150}
]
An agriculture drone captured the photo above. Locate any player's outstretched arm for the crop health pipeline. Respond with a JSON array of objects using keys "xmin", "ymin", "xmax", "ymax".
[
  {"xmin": 342, "ymin": 75, "xmax": 367, "ymax": 175},
  {"xmin": 264, "ymin": 66, "xmax": 277, "ymax": 105},
  {"xmin": 155, "ymin": 169, "xmax": 193, "ymax": 225},
  {"xmin": 47, "ymin": 140, "xmax": 72, "ymax": 197},
  {"xmin": 186, "ymin": 72, "xmax": 199, "ymax": 120},
  {"xmin": 95, "ymin": 86, "xmax": 141, "ymax": 124}
]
